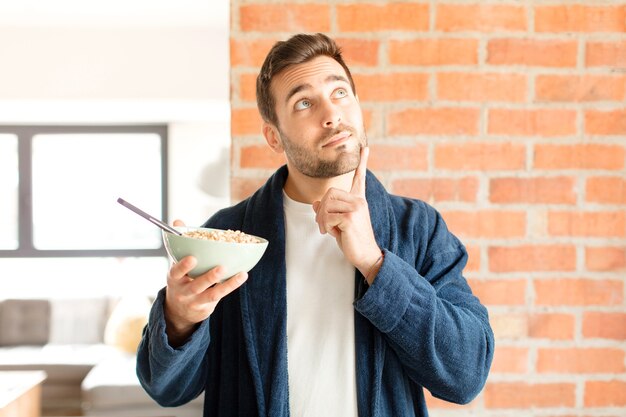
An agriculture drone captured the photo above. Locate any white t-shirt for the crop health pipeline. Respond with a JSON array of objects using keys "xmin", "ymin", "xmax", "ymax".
[{"xmin": 283, "ymin": 191, "xmax": 358, "ymax": 417}]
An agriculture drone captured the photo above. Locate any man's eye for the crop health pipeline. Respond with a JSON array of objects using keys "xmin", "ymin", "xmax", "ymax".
[
  {"xmin": 334, "ymin": 88, "xmax": 348, "ymax": 98},
  {"xmin": 294, "ymin": 99, "xmax": 311, "ymax": 110}
]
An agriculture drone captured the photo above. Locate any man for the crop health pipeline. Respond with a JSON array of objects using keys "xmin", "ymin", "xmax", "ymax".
[{"xmin": 137, "ymin": 33, "xmax": 494, "ymax": 417}]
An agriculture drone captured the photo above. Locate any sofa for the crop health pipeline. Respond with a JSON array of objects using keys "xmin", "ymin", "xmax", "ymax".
[{"xmin": 0, "ymin": 297, "xmax": 203, "ymax": 416}]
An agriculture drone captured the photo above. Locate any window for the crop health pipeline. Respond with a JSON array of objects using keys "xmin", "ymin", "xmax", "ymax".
[
  {"xmin": 0, "ymin": 134, "xmax": 18, "ymax": 250},
  {"xmin": 0, "ymin": 126, "xmax": 169, "ymax": 297}
]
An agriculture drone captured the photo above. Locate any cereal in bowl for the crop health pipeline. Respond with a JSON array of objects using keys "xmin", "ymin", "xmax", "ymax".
[{"xmin": 183, "ymin": 229, "xmax": 261, "ymax": 244}]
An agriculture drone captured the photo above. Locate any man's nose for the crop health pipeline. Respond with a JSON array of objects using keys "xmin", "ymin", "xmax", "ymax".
[{"xmin": 321, "ymin": 100, "xmax": 341, "ymax": 128}]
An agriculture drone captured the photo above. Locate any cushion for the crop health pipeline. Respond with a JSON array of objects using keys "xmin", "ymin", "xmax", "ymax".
[
  {"xmin": 48, "ymin": 298, "xmax": 112, "ymax": 344},
  {"xmin": 82, "ymin": 353, "xmax": 204, "ymax": 410},
  {"xmin": 0, "ymin": 344, "xmax": 117, "ymax": 382},
  {"xmin": 0, "ymin": 299, "xmax": 50, "ymax": 346},
  {"xmin": 104, "ymin": 296, "xmax": 151, "ymax": 354}
]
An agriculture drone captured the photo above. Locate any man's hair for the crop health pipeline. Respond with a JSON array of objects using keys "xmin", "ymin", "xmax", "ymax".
[{"xmin": 256, "ymin": 33, "xmax": 356, "ymax": 127}]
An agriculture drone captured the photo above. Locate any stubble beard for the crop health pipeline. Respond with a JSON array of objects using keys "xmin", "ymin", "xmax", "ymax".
[{"xmin": 279, "ymin": 124, "xmax": 367, "ymax": 179}]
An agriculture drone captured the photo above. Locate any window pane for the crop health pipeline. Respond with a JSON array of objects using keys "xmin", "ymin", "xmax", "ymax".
[
  {"xmin": 0, "ymin": 134, "xmax": 19, "ymax": 249},
  {"xmin": 0, "ymin": 257, "xmax": 168, "ymax": 298},
  {"xmin": 32, "ymin": 133, "xmax": 163, "ymax": 250}
]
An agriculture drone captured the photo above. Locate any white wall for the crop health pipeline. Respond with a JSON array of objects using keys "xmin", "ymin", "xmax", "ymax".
[
  {"xmin": 0, "ymin": 27, "xmax": 226, "ymax": 100},
  {"xmin": 0, "ymin": 1, "xmax": 231, "ymax": 225}
]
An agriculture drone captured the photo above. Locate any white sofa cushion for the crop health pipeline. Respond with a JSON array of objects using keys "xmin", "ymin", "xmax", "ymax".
[
  {"xmin": 49, "ymin": 298, "xmax": 112, "ymax": 344},
  {"xmin": 0, "ymin": 344, "xmax": 117, "ymax": 382},
  {"xmin": 82, "ymin": 351, "xmax": 203, "ymax": 415}
]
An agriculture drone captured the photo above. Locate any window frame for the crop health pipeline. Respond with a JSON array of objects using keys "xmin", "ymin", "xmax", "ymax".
[{"xmin": 0, "ymin": 125, "xmax": 168, "ymax": 258}]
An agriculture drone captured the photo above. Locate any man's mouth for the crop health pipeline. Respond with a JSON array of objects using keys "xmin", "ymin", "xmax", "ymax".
[{"xmin": 322, "ymin": 131, "xmax": 351, "ymax": 148}]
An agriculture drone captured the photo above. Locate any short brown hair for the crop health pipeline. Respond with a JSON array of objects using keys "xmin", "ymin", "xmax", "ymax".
[{"xmin": 256, "ymin": 33, "xmax": 356, "ymax": 127}]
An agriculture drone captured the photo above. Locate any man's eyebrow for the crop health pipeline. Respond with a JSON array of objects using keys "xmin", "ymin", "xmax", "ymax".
[
  {"xmin": 285, "ymin": 83, "xmax": 312, "ymax": 104},
  {"xmin": 284, "ymin": 74, "xmax": 350, "ymax": 104},
  {"xmin": 325, "ymin": 74, "xmax": 349, "ymax": 85}
]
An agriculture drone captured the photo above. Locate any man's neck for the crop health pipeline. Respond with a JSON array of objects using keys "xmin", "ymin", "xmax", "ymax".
[{"xmin": 283, "ymin": 165, "xmax": 355, "ymax": 204}]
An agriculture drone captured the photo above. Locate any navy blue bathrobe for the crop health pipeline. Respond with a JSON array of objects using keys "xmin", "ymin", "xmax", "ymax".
[{"xmin": 137, "ymin": 166, "xmax": 494, "ymax": 417}]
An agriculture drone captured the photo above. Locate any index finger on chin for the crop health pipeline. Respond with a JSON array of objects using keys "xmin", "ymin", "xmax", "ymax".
[{"xmin": 350, "ymin": 146, "xmax": 369, "ymax": 197}]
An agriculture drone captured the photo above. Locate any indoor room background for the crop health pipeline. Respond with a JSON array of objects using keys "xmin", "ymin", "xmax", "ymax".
[
  {"xmin": 0, "ymin": 0, "xmax": 625, "ymax": 416},
  {"xmin": 0, "ymin": 0, "xmax": 230, "ymax": 298}
]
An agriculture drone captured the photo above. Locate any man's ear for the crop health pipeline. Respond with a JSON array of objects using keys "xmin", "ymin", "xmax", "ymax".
[{"xmin": 262, "ymin": 122, "xmax": 284, "ymax": 154}]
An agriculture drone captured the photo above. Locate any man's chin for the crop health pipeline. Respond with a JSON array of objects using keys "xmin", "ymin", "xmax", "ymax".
[{"xmin": 309, "ymin": 154, "xmax": 360, "ymax": 178}]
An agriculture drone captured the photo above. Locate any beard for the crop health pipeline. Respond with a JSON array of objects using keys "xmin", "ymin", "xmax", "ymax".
[{"xmin": 278, "ymin": 123, "xmax": 368, "ymax": 178}]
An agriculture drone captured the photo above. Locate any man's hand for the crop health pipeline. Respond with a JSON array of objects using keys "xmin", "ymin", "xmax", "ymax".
[
  {"xmin": 163, "ymin": 220, "xmax": 248, "ymax": 347},
  {"xmin": 312, "ymin": 147, "xmax": 382, "ymax": 284}
]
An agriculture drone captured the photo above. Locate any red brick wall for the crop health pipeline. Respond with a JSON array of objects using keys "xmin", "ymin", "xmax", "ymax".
[{"xmin": 230, "ymin": 1, "xmax": 626, "ymax": 415}]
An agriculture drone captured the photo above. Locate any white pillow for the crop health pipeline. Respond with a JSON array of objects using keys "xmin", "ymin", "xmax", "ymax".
[
  {"xmin": 48, "ymin": 298, "xmax": 110, "ymax": 344},
  {"xmin": 103, "ymin": 296, "xmax": 152, "ymax": 354}
]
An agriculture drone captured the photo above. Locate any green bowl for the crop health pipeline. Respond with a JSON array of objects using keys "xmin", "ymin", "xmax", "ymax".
[{"xmin": 162, "ymin": 226, "xmax": 269, "ymax": 281}]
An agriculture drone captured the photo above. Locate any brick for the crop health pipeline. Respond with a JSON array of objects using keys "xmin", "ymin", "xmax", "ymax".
[
  {"xmin": 535, "ymin": 5, "xmax": 626, "ymax": 33},
  {"xmin": 436, "ymin": 4, "xmax": 526, "ymax": 32},
  {"xmin": 231, "ymin": 108, "xmax": 263, "ymax": 136},
  {"xmin": 435, "ymin": 142, "xmax": 525, "ymax": 171},
  {"xmin": 437, "ymin": 72, "xmax": 526, "ymax": 102},
  {"xmin": 368, "ymin": 144, "xmax": 428, "ymax": 171},
  {"xmin": 467, "ymin": 278, "xmax": 526, "ymax": 306},
  {"xmin": 465, "ymin": 245, "xmax": 480, "ymax": 272},
  {"xmin": 484, "ymin": 382, "xmax": 576, "ymax": 408},
  {"xmin": 337, "ymin": 3, "xmax": 429, "ymax": 32},
  {"xmin": 529, "ymin": 313, "xmax": 575, "ymax": 340},
  {"xmin": 535, "ymin": 278, "xmax": 624, "ymax": 306},
  {"xmin": 491, "ymin": 313, "xmax": 528, "ymax": 339},
  {"xmin": 583, "ymin": 312, "xmax": 626, "ymax": 340},
  {"xmin": 586, "ymin": 177, "xmax": 626, "ymax": 204},
  {"xmin": 230, "ymin": 38, "xmax": 277, "ymax": 67},
  {"xmin": 490, "ymin": 177, "xmax": 576, "ymax": 205},
  {"xmin": 489, "ymin": 245, "xmax": 576, "ymax": 272},
  {"xmin": 425, "ymin": 389, "xmax": 477, "ymax": 409},
  {"xmin": 537, "ymin": 348, "xmax": 625, "ymax": 373},
  {"xmin": 490, "ymin": 346, "xmax": 528, "ymax": 373},
  {"xmin": 388, "ymin": 108, "xmax": 479, "ymax": 136},
  {"xmin": 488, "ymin": 109, "xmax": 576, "ymax": 137},
  {"xmin": 391, "ymin": 177, "xmax": 479, "ymax": 203},
  {"xmin": 239, "ymin": 4, "xmax": 330, "ymax": 32},
  {"xmin": 536, "ymin": 75, "xmax": 626, "ymax": 102},
  {"xmin": 389, "ymin": 39, "xmax": 479, "ymax": 66},
  {"xmin": 487, "ymin": 38, "xmax": 577, "ymax": 67},
  {"xmin": 231, "ymin": 177, "xmax": 267, "ymax": 202},
  {"xmin": 585, "ymin": 110, "xmax": 626, "ymax": 135},
  {"xmin": 336, "ymin": 38, "xmax": 379, "ymax": 67},
  {"xmin": 353, "ymin": 73, "xmax": 428, "ymax": 102},
  {"xmin": 360, "ymin": 109, "xmax": 376, "ymax": 136},
  {"xmin": 442, "ymin": 210, "xmax": 526, "ymax": 239},
  {"xmin": 586, "ymin": 246, "xmax": 626, "ymax": 271},
  {"xmin": 586, "ymin": 41, "xmax": 626, "ymax": 68},
  {"xmin": 534, "ymin": 144, "xmax": 625, "ymax": 170},
  {"xmin": 240, "ymin": 144, "xmax": 285, "ymax": 169},
  {"xmin": 585, "ymin": 380, "xmax": 626, "ymax": 407},
  {"xmin": 548, "ymin": 211, "xmax": 626, "ymax": 237},
  {"xmin": 239, "ymin": 73, "xmax": 257, "ymax": 103},
  {"xmin": 528, "ymin": 413, "xmax": 589, "ymax": 417}
]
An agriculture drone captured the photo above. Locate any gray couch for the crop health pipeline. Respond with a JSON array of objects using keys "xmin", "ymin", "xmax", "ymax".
[{"xmin": 0, "ymin": 298, "xmax": 202, "ymax": 416}]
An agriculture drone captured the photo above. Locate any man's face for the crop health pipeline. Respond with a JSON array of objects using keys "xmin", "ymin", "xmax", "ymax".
[{"xmin": 269, "ymin": 55, "xmax": 367, "ymax": 178}]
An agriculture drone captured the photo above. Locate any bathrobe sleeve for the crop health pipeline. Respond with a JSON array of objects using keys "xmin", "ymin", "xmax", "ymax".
[
  {"xmin": 354, "ymin": 203, "xmax": 494, "ymax": 405},
  {"xmin": 136, "ymin": 288, "xmax": 209, "ymax": 407}
]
